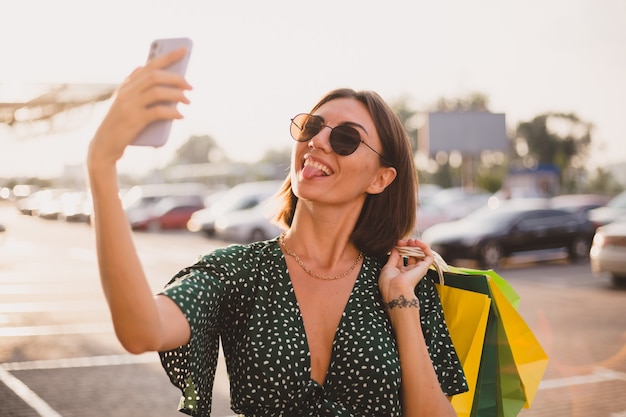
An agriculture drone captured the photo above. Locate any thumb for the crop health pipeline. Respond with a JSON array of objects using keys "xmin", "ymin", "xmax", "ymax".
[{"xmin": 385, "ymin": 247, "xmax": 402, "ymax": 268}]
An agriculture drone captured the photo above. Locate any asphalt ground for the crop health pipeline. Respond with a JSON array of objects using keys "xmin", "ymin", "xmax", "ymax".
[{"xmin": 1, "ymin": 202, "xmax": 626, "ymax": 417}]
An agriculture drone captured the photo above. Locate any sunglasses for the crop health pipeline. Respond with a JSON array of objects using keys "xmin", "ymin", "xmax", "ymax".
[{"xmin": 290, "ymin": 113, "xmax": 393, "ymax": 166}]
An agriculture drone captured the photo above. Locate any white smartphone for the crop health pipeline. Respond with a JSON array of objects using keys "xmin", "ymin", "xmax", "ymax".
[{"xmin": 131, "ymin": 37, "xmax": 193, "ymax": 147}]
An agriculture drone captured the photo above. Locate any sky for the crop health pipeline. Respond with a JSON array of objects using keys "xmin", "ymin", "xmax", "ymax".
[{"xmin": 1, "ymin": 0, "xmax": 625, "ymax": 179}]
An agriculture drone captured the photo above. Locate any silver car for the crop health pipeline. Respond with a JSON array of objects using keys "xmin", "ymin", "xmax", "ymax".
[
  {"xmin": 214, "ymin": 198, "xmax": 283, "ymax": 243},
  {"xmin": 590, "ymin": 215, "xmax": 626, "ymax": 286},
  {"xmin": 187, "ymin": 180, "xmax": 283, "ymax": 237}
]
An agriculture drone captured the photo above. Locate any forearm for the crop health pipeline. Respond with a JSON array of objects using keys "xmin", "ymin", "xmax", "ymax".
[
  {"xmin": 88, "ymin": 160, "xmax": 163, "ymax": 353},
  {"xmin": 386, "ymin": 295, "xmax": 456, "ymax": 417}
]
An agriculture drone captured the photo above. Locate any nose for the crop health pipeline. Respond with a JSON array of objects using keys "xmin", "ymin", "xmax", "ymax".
[{"xmin": 307, "ymin": 125, "xmax": 333, "ymax": 152}]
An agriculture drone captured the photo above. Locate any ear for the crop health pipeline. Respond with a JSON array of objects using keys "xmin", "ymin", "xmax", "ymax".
[{"xmin": 366, "ymin": 166, "xmax": 397, "ymax": 195}]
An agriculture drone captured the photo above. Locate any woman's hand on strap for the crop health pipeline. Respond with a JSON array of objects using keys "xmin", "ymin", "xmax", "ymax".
[{"xmin": 378, "ymin": 238, "xmax": 434, "ymax": 307}]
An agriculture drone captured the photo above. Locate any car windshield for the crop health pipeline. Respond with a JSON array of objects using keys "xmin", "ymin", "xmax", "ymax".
[
  {"xmin": 209, "ymin": 183, "xmax": 280, "ymax": 215},
  {"xmin": 211, "ymin": 190, "xmax": 257, "ymax": 214},
  {"xmin": 607, "ymin": 191, "xmax": 626, "ymax": 208},
  {"xmin": 462, "ymin": 206, "xmax": 527, "ymax": 230}
]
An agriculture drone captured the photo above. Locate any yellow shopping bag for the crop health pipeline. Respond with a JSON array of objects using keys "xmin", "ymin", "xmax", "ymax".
[
  {"xmin": 487, "ymin": 278, "xmax": 549, "ymax": 408},
  {"xmin": 436, "ymin": 282, "xmax": 491, "ymax": 417}
]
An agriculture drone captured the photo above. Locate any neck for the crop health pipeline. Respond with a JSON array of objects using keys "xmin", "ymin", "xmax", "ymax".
[{"xmin": 287, "ymin": 202, "xmax": 362, "ymax": 261}]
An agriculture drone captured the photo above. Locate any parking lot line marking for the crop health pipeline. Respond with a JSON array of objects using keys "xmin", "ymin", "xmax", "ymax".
[
  {"xmin": 0, "ymin": 367, "xmax": 63, "ymax": 417},
  {"xmin": 0, "ymin": 322, "xmax": 112, "ymax": 337},
  {"xmin": 0, "ymin": 283, "xmax": 99, "ymax": 295},
  {"xmin": 539, "ymin": 367, "xmax": 626, "ymax": 390},
  {"xmin": 0, "ymin": 300, "xmax": 107, "ymax": 313},
  {"xmin": 1, "ymin": 353, "xmax": 158, "ymax": 371}
]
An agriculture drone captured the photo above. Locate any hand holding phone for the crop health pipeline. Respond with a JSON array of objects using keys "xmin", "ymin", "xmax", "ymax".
[{"xmin": 131, "ymin": 37, "xmax": 193, "ymax": 147}]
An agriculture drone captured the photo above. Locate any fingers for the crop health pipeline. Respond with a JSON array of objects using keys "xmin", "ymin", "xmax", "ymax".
[
  {"xmin": 145, "ymin": 47, "xmax": 189, "ymax": 70},
  {"xmin": 122, "ymin": 47, "xmax": 193, "ymax": 105},
  {"xmin": 88, "ymin": 50, "xmax": 192, "ymax": 164},
  {"xmin": 118, "ymin": 51, "xmax": 192, "ymax": 122},
  {"xmin": 394, "ymin": 239, "xmax": 434, "ymax": 267}
]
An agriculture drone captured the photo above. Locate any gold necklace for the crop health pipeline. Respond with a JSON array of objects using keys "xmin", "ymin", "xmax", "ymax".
[{"xmin": 279, "ymin": 232, "xmax": 363, "ymax": 281}]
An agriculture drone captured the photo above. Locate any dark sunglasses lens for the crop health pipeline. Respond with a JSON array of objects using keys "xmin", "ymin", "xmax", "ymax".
[
  {"xmin": 291, "ymin": 114, "xmax": 322, "ymax": 142},
  {"xmin": 330, "ymin": 126, "xmax": 361, "ymax": 155}
]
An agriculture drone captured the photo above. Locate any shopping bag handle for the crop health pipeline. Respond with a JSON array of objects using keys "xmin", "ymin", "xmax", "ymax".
[{"xmin": 395, "ymin": 246, "xmax": 449, "ymax": 285}]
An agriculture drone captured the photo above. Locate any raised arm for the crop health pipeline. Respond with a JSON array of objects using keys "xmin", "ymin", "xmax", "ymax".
[
  {"xmin": 379, "ymin": 239, "xmax": 457, "ymax": 417},
  {"xmin": 87, "ymin": 48, "xmax": 192, "ymax": 354}
]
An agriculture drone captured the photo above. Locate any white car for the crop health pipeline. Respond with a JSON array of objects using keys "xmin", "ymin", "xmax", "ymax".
[
  {"xmin": 187, "ymin": 180, "xmax": 283, "ymax": 237},
  {"xmin": 590, "ymin": 215, "xmax": 626, "ymax": 287},
  {"xmin": 588, "ymin": 190, "xmax": 626, "ymax": 227},
  {"xmin": 214, "ymin": 198, "xmax": 283, "ymax": 243},
  {"xmin": 413, "ymin": 187, "xmax": 491, "ymax": 237}
]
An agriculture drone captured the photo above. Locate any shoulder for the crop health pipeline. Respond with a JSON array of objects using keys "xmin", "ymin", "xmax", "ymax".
[
  {"xmin": 204, "ymin": 238, "xmax": 281, "ymax": 265},
  {"xmin": 198, "ymin": 238, "xmax": 283, "ymax": 281},
  {"xmin": 164, "ymin": 238, "xmax": 283, "ymax": 293}
]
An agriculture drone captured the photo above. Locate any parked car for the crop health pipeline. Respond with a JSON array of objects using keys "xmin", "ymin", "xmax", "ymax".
[
  {"xmin": 550, "ymin": 193, "xmax": 611, "ymax": 210},
  {"xmin": 58, "ymin": 190, "xmax": 92, "ymax": 223},
  {"xmin": 588, "ymin": 190, "xmax": 626, "ymax": 227},
  {"xmin": 414, "ymin": 187, "xmax": 492, "ymax": 236},
  {"xmin": 421, "ymin": 200, "xmax": 596, "ymax": 269},
  {"xmin": 122, "ymin": 183, "xmax": 208, "ymax": 227},
  {"xmin": 214, "ymin": 198, "xmax": 283, "ymax": 243},
  {"xmin": 417, "ymin": 184, "xmax": 442, "ymax": 203},
  {"xmin": 16, "ymin": 188, "xmax": 71, "ymax": 218},
  {"xmin": 187, "ymin": 180, "xmax": 283, "ymax": 237},
  {"xmin": 549, "ymin": 194, "xmax": 612, "ymax": 220},
  {"xmin": 129, "ymin": 195, "xmax": 205, "ymax": 231},
  {"xmin": 590, "ymin": 215, "xmax": 626, "ymax": 287}
]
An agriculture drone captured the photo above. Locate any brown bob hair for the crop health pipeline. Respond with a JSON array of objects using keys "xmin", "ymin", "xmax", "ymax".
[{"xmin": 274, "ymin": 88, "xmax": 417, "ymax": 261}]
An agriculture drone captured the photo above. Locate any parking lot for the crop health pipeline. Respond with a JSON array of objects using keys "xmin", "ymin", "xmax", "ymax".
[{"xmin": 1, "ymin": 202, "xmax": 626, "ymax": 417}]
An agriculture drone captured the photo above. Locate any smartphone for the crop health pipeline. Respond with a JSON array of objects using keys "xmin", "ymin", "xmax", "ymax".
[{"xmin": 131, "ymin": 37, "xmax": 193, "ymax": 147}]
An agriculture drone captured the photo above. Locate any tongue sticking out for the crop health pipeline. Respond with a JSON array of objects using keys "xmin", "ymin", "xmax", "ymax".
[{"xmin": 302, "ymin": 165, "xmax": 328, "ymax": 180}]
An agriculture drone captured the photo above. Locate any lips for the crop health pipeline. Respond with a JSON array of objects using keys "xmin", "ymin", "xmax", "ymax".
[{"xmin": 302, "ymin": 155, "xmax": 333, "ymax": 179}]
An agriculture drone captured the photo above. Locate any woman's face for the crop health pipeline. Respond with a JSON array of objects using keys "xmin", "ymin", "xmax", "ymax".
[{"xmin": 290, "ymin": 97, "xmax": 393, "ymax": 205}]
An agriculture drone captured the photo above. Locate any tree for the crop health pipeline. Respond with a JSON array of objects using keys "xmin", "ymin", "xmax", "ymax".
[
  {"xmin": 584, "ymin": 167, "xmax": 623, "ymax": 194},
  {"xmin": 514, "ymin": 113, "xmax": 593, "ymax": 188},
  {"xmin": 169, "ymin": 134, "xmax": 227, "ymax": 165},
  {"xmin": 434, "ymin": 92, "xmax": 490, "ymax": 112},
  {"xmin": 390, "ymin": 95, "xmax": 419, "ymax": 153}
]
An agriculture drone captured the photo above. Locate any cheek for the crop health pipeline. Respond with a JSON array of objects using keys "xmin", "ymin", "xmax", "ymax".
[
  {"xmin": 292, "ymin": 142, "xmax": 308, "ymax": 161},
  {"xmin": 343, "ymin": 158, "xmax": 379, "ymax": 188}
]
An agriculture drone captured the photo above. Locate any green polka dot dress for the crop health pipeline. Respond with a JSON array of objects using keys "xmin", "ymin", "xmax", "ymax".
[{"xmin": 159, "ymin": 238, "xmax": 467, "ymax": 416}]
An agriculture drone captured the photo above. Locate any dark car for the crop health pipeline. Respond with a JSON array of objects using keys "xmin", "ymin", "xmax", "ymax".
[{"xmin": 421, "ymin": 200, "xmax": 596, "ymax": 269}]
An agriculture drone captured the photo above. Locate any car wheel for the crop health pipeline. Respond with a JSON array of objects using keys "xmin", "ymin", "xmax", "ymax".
[
  {"xmin": 249, "ymin": 228, "xmax": 267, "ymax": 242},
  {"xmin": 147, "ymin": 220, "xmax": 162, "ymax": 233},
  {"xmin": 568, "ymin": 236, "xmax": 590, "ymax": 262},
  {"xmin": 611, "ymin": 274, "xmax": 626, "ymax": 288},
  {"xmin": 480, "ymin": 241, "xmax": 503, "ymax": 269}
]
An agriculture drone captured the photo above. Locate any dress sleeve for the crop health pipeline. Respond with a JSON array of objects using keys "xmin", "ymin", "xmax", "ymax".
[
  {"xmin": 415, "ymin": 271, "xmax": 469, "ymax": 396},
  {"xmin": 158, "ymin": 252, "xmax": 228, "ymax": 416}
]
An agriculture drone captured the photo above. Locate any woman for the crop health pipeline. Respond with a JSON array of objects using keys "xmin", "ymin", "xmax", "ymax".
[{"xmin": 87, "ymin": 48, "xmax": 467, "ymax": 416}]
